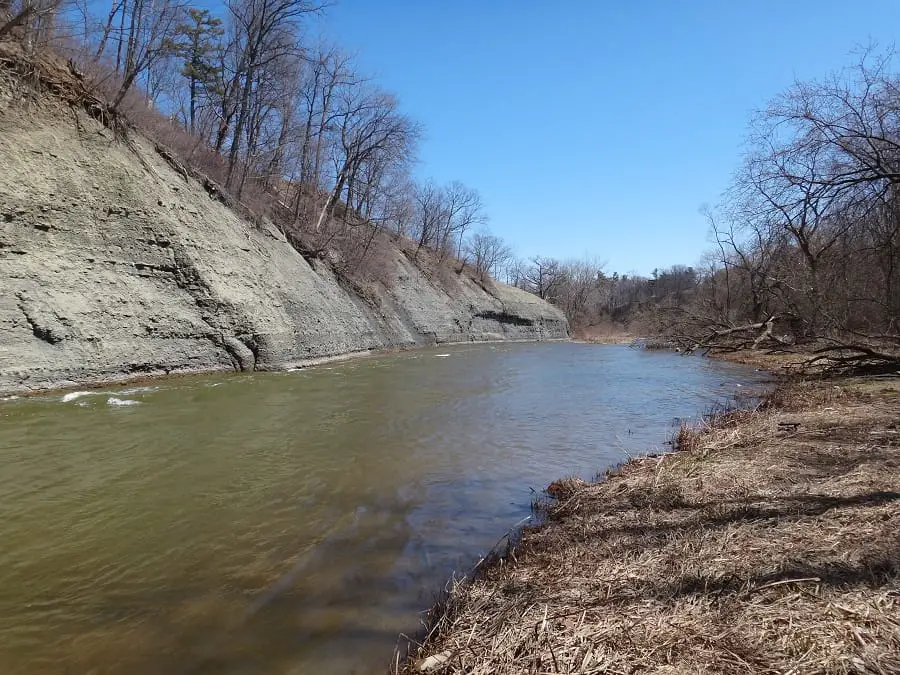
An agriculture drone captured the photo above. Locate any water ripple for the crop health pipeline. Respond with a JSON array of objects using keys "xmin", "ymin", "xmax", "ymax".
[{"xmin": 0, "ymin": 343, "xmax": 767, "ymax": 675}]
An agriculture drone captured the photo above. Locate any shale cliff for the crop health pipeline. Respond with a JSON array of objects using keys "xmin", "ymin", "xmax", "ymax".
[{"xmin": 0, "ymin": 97, "xmax": 567, "ymax": 395}]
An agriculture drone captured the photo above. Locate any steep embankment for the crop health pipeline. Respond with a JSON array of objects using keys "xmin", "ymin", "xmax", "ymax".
[{"xmin": 0, "ymin": 101, "xmax": 567, "ymax": 395}]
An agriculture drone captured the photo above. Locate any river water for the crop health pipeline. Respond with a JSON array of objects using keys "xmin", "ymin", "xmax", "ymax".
[{"xmin": 0, "ymin": 343, "xmax": 765, "ymax": 674}]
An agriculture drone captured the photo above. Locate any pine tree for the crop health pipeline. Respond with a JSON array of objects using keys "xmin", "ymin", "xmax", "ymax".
[{"xmin": 167, "ymin": 8, "xmax": 223, "ymax": 134}]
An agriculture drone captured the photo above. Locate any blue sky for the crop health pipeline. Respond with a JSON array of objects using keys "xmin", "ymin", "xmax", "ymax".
[{"xmin": 313, "ymin": 1, "xmax": 900, "ymax": 275}]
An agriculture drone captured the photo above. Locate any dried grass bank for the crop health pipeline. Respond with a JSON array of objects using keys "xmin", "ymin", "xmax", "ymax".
[{"xmin": 398, "ymin": 376, "xmax": 900, "ymax": 674}]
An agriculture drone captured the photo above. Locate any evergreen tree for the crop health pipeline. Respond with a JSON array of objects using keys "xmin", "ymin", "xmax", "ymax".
[{"xmin": 167, "ymin": 8, "xmax": 223, "ymax": 134}]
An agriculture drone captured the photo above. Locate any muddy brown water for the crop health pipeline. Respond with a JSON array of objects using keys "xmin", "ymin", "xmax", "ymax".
[{"xmin": 0, "ymin": 343, "xmax": 766, "ymax": 674}]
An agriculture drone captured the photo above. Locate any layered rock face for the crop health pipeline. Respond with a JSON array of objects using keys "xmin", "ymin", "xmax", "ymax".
[{"xmin": 0, "ymin": 106, "xmax": 567, "ymax": 395}]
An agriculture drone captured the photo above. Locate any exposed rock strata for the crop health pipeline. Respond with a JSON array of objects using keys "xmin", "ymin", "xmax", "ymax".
[{"xmin": 0, "ymin": 108, "xmax": 567, "ymax": 394}]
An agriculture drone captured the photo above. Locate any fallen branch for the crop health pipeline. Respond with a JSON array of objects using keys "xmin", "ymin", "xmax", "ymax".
[{"xmin": 800, "ymin": 343, "xmax": 900, "ymax": 376}]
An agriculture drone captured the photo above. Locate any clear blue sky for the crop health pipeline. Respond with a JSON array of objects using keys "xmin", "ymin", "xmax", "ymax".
[{"xmin": 313, "ymin": 1, "xmax": 900, "ymax": 275}]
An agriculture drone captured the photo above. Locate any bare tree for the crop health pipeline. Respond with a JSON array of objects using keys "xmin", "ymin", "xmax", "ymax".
[
  {"xmin": 413, "ymin": 180, "xmax": 446, "ymax": 252},
  {"xmin": 222, "ymin": 0, "xmax": 323, "ymax": 188},
  {"xmin": 1, "ymin": 0, "xmax": 67, "ymax": 51},
  {"xmin": 465, "ymin": 231, "xmax": 512, "ymax": 280},
  {"xmin": 105, "ymin": 0, "xmax": 185, "ymax": 111},
  {"xmin": 522, "ymin": 256, "xmax": 564, "ymax": 300},
  {"xmin": 313, "ymin": 85, "xmax": 418, "ymax": 233},
  {"xmin": 438, "ymin": 180, "xmax": 485, "ymax": 262}
]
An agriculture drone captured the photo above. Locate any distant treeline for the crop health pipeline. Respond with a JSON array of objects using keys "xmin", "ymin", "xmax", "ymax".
[
  {"xmin": 492, "ymin": 256, "xmax": 698, "ymax": 338},
  {"xmin": 505, "ymin": 49, "xmax": 900, "ymax": 366}
]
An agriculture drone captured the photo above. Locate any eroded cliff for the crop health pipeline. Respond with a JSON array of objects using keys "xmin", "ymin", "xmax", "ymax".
[{"xmin": 0, "ymin": 102, "xmax": 567, "ymax": 395}]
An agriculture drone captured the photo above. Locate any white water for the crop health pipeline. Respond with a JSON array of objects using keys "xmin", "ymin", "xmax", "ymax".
[{"xmin": 106, "ymin": 397, "xmax": 141, "ymax": 406}]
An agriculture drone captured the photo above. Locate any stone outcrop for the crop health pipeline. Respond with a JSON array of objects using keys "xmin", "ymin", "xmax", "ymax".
[{"xmin": 0, "ymin": 106, "xmax": 567, "ymax": 395}]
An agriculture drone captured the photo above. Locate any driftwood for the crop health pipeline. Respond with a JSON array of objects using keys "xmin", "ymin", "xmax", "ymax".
[
  {"xmin": 653, "ymin": 308, "xmax": 899, "ymax": 377},
  {"xmin": 799, "ymin": 343, "xmax": 900, "ymax": 377},
  {"xmin": 669, "ymin": 315, "xmax": 793, "ymax": 354}
]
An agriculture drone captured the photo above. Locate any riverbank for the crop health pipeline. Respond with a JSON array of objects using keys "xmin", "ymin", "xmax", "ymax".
[
  {"xmin": 400, "ymin": 373, "xmax": 900, "ymax": 673},
  {"xmin": 571, "ymin": 335, "xmax": 634, "ymax": 345}
]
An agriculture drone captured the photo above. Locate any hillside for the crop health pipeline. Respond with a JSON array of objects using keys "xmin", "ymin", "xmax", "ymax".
[{"xmin": 0, "ymin": 81, "xmax": 567, "ymax": 396}]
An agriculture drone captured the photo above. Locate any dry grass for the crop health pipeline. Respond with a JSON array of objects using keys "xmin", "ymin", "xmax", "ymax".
[
  {"xmin": 572, "ymin": 335, "xmax": 635, "ymax": 345},
  {"xmin": 715, "ymin": 349, "xmax": 823, "ymax": 372},
  {"xmin": 398, "ymin": 378, "xmax": 900, "ymax": 674},
  {"xmin": 572, "ymin": 323, "xmax": 633, "ymax": 344}
]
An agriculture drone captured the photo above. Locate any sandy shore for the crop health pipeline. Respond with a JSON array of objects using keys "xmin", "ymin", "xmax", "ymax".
[{"xmin": 399, "ymin": 370, "xmax": 900, "ymax": 673}]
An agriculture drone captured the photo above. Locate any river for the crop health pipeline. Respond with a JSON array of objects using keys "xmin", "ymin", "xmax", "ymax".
[{"xmin": 0, "ymin": 343, "xmax": 766, "ymax": 674}]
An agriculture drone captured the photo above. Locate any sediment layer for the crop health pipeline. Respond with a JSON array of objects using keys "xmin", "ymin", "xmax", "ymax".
[{"xmin": 0, "ymin": 102, "xmax": 567, "ymax": 395}]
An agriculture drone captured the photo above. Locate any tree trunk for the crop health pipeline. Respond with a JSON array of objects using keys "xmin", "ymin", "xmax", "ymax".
[
  {"xmin": 226, "ymin": 65, "xmax": 255, "ymax": 188},
  {"xmin": 115, "ymin": 0, "xmax": 128, "ymax": 73},
  {"xmin": 315, "ymin": 164, "xmax": 347, "ymax": 233},
  {"xmin": 95, "ymin": 0, "xmax": 123, "ymax": 59}
]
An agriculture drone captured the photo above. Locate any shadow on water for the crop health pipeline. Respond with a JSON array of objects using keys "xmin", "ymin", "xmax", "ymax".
[{"xmin": 0, "ymin": 343, "xmax": 768, "ymax": 674}]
